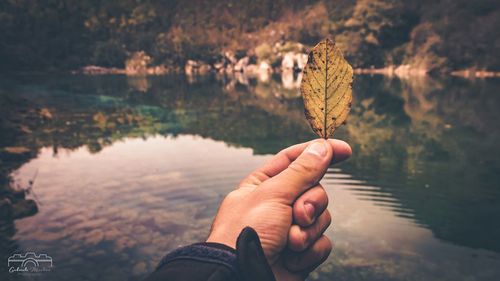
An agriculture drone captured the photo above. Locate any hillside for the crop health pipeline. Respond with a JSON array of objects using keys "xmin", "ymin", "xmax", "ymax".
[{"xmin": 0, "ymin": 0, "xmax": 499, "ymax": 73}]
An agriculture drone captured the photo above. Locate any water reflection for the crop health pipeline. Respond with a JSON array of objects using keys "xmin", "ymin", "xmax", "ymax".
[
  {"xmin": 0, "ymin": 73, "xmax": 499, "ymax": 280},
  {"xmin": 10, "ymin": 136, "xmax": 269, "ymax": 279},
  {"xmin": 320, "ymin": 170, "xmax": 500, "ymax": 281}
]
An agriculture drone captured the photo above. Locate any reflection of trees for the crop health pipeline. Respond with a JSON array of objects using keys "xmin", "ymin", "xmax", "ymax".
[
  {"xmin": 1, "ymin": 74, "xmax": 499, "ymax": 253},
  {"xmin": 344, "ymin": 76, "xmax": 500, "ymax": 253},
  {"xmin": 0, "ymin": 75, "xmax": 314, "ymax": 181}
]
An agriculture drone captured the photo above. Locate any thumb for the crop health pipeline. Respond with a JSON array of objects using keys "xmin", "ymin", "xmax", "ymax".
[{"xmin": 261, "ymin": 139, "xmax": 333, "ymax": 203}]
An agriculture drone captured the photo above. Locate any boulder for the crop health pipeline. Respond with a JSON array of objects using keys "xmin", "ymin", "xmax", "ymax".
[
  {"xmin": 184, "ymin": 60, "xmax": 199, "ymax": 76},
  {"xmin": 223, "ymin": 51, "xmax": 237, "ymax": 64},
  {"xmin": 185, "ymin": 60, "xmax": 212, "ymax": 76},
  {"xmin": 296, "ymin": 53, "xmax": 308, "ymax": 70},
  {"xmin": 198, "ymin": 64, "xmax": 212, "ymax": 75},
  {"xmin": 125, "ymin": 51, "xmax": 152, "ymax": 75},
  {"xmin": 244, "ymin": 64, "xmax": 259, "ymax": 76},
  {"xmin": 259, "ymin": 61, "xmax": 271, "ymax": 72},
  {"xmin": 281, "ymin": 70, "xmax": 295, "ymax": 89},
  {"xmin": 234, "ymin": 57, "xmax": 249, "ymax": 72},
  {"xmin": 213, "ymin": 61, "xmax": 225, "ymax": 71},
  {"xmin": 0, "ymin": 198, "xmax": 13, "ymax": 220},
  {"xmin": 11, "ymin": 199, "xmax": 38, "ymax": 219},
  {"xmin": 281, "ymin": 52, "xmax": 295, "ymax": 70}
]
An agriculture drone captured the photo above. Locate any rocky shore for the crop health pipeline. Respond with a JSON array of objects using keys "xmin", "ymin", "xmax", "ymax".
[
  {"xmin": 77, "ymin": 41, "xmax": 500, "ymax": 80},
  {"xmin": 79, "ymin": 42, "xmax": 309, "ymax": 78},
  {"xmin": 0, "ymin": 182, "xmax": 38, "ymax": 221}
]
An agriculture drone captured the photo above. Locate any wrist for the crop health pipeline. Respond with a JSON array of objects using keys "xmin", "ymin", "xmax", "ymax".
[{"xmin": 206, "ymin": 230, "xmax": 238, "ymax": 250}]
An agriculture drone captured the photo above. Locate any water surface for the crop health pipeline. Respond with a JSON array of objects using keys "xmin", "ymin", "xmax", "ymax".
[{"xmin": 1, "ymin": 74, "xmax": 499, "ymax": 280}]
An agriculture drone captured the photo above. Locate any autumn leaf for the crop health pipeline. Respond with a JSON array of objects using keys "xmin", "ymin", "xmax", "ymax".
[{"xmin": 300, "ymin": 38, "xmax": 353, "ymax": 139}]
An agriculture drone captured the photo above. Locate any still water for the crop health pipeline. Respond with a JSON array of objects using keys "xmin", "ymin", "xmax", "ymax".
[{"xmin": 1, "ymin": 73, "xmax": 499, "ymax": 280}]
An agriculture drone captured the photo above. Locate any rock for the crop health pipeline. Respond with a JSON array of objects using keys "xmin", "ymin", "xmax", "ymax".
[
  {"xmin": 281, "ymin": 70, "xmax": 295, "ymax": 89},
  {"xmin": 296, "ymin": 72, "xmax": 303, "ymax": 88},
  {"xmin": 147, "ymin": 65, "xmax": 170, "ymax": 75},
  {"xmin": 394, "ymin": 64, "xmax": 428, "ymax": 78},
  {"xmin": 244, "ymin": 64, "xmax": 259, "ymax": 75},
  {"xmin": 234, "ymin": 57, "xmax": 249, "ymax": 72},
  {"xmin": 259, "ymin": 61, "xmax": 271, "ymax": 72},
  {"xmin": 235, "ymin": 72, "xmax": 249, "ymax": 85},
  {"xmin": 185, "ymin": 60, "xmax": 212, "ymax": 76},
  {"xmin": 0, "ymin": 198, "xmax": 13, "ymax": 220},
  {"xmin": 224, "ymin": 65, "xmax": 234, "ymax": 74},
  {"xmin": 198, "ymin": 64, "xmax": 212, "ymax": 75},
  {"xmin": 281, "ymin": 52, "xmax": 295, "ymax": 70},
  {"xmin": 223, "ymin": 51, "xmax": 237, "ymax": 64},
  {"xmin": 184, "ymin": 60, "xmax": 198, "ymax": 76},
  {"xmin": 213, "ymin": 61, "xmax": 225, "ymax": 71},
  {"xmin": 9, "ymin": 188, "xmax": 26, "ymax": 200},
  {"xmin": 11, "ymin": 199, "xmax": 37, "ymax": 219},
  {"xmin": 80, "ymin": 65, "xmax": 124, "ymax": 75},
  {"xmin": 257, "ymin": 62, "xmax": 272, "ymax": 82},
  {"xmin": 40, "ymin": 108, "xmax": 53, "ymax": 119},
  {"xmin": 125, "ymin": 51, "xmax": 152, "ymax": 75},
  {"xmin": 296, "ymin": 53, "xmax": 308, "ymax": 70}
]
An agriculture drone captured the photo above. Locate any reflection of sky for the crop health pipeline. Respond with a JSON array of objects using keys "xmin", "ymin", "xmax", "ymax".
[
  {"xmin": 10, "ymin": 135, "xmax": 500, "ymax": 281},
  {"xmin": 11, "ymin": 135, "xmax": 270, "ymax": 279}
]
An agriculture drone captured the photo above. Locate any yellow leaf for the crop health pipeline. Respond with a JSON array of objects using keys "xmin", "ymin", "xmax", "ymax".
[{"xmin": 300, "ymin": 38, "xmax": 353, "ymax": 139}]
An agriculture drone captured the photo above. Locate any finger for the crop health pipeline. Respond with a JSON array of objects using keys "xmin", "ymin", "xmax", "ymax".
[
  {"xmin": 259, "ymin": 139, "xmax": 332, "ymax": 202},
  {"xmin": 239, "ymin": 139, "xmax": 352, "ymax": 188},
  {"xmin": 331, "ymin": 139, "xmax": 352, "ymax": 164},
  {"xmin": 284, "ymin": 235, "xmax": 332, "ymax": 273},
  {"xmin": 293, "ymin": 184, "xmax": 328, "ymax": 227},
  {"xmin": 288, "ymin": 209, "xmax": 331, "ymax": 252}
]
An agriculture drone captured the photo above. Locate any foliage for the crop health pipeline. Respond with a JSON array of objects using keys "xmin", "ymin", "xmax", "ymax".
[
  {"xmin": 254, "ymin": 43, "xmax": 274, "ymax": 63},
  {"xmin": 0, "ymin": 0, "xmax": 498, "ymax": 71}
]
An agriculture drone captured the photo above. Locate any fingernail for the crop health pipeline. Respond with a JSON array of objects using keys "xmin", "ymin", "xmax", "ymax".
[
  {"xmin": 305, "ymin": 140, "xmax": 327, "ymax": 157},
  {"xmin": 304, "ymin": 202, "xmax": 315, "ymax": 223}
]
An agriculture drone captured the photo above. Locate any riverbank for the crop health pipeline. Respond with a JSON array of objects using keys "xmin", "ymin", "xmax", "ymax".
[{"xmin": 76, "ymin": 44, "xmax": 500, "ymax": 80}]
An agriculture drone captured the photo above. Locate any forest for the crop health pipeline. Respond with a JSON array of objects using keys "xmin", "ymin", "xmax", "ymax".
[{"xmin": 1, "ymin": 0, "xmax": 499, "ymax": 73}]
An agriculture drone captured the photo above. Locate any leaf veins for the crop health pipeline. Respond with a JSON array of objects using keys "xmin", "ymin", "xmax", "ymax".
[{"xmin": 300, "ymin": 38, "xmax": 354, "ymax": 139}]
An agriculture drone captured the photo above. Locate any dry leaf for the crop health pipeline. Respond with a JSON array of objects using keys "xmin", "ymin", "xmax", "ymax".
[{"xmin": 300, "ymin": 38, "xmax": 353, "ymax": 139}]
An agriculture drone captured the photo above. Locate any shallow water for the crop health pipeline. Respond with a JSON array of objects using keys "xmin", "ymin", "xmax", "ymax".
[{"xmin": 1, "ymin": 74, "xmax": 500, "ymax": 280}]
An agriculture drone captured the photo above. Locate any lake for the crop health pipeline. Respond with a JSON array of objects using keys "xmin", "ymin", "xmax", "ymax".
[{"xmin": 1, "ymin": 73, "xmax": 500, "ymax": 281}]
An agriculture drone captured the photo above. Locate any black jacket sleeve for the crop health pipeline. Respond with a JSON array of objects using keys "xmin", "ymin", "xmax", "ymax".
[{"xmin": 144, "ymin": 227, "xmax": 276, "ymax": 281}]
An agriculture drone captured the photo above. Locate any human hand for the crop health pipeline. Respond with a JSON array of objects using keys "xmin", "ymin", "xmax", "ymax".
[{"xmin": 206, "ymin": 139, "xmax": 352, "ymax": 280}]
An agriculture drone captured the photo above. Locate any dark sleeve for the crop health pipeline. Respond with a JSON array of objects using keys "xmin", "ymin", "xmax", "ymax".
[{"xmin": 144, "ymin": 227, "xmax": 276, "ymax": 281}]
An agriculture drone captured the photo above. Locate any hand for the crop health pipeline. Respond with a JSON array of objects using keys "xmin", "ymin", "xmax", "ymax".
[{"xmin": 206, "ymin": 139, "xmax": 352, "ymax": 280}]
